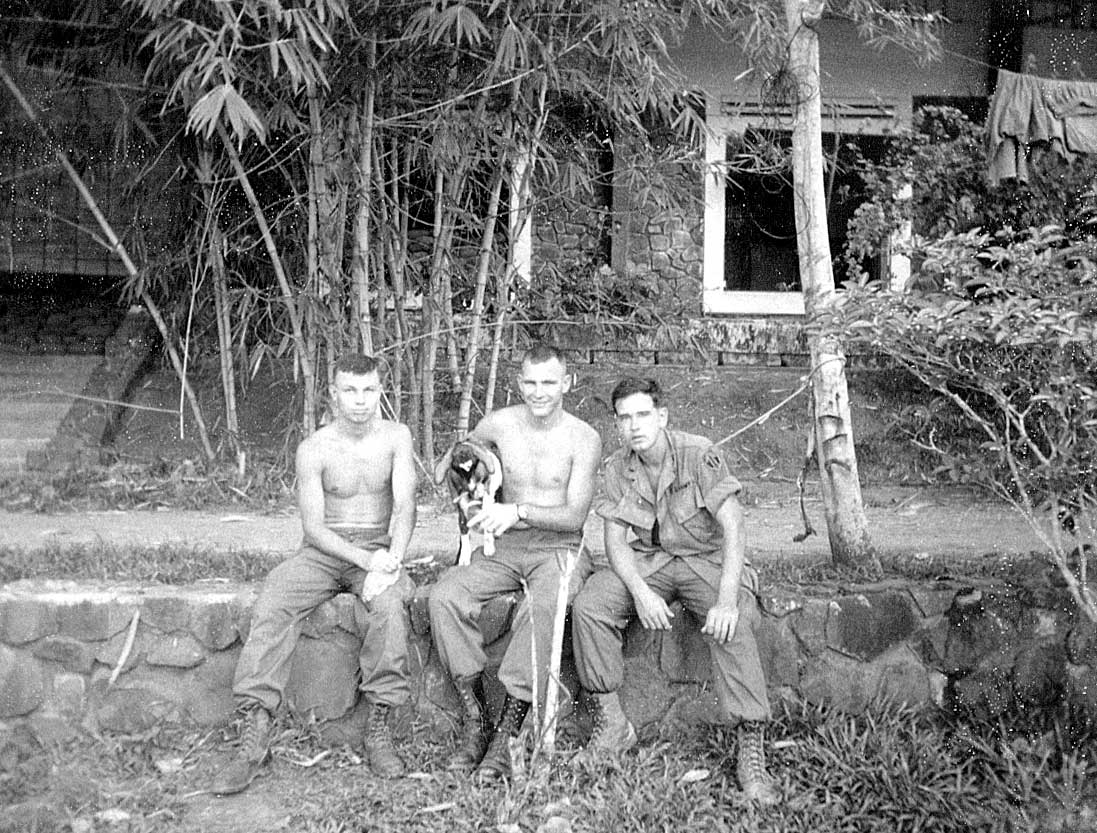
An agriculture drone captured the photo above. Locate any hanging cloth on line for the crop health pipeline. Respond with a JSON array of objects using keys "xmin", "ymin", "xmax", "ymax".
[{"xmin": 986, "ymin": 68, "xmax": 1097, "ymax": 184}]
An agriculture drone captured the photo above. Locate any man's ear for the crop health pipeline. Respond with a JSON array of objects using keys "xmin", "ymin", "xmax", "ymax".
[
  {"xmin": 563, "ymin": 372, "xmax": 574, "ymax": 393},
  {"xmin": 657, "ymin": 406, "xmax": 669, "ymax": 429}
]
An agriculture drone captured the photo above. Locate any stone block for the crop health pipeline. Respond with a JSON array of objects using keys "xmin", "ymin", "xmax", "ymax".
[
  {"xmin": 190, "ymin": 600, "xmax": 240, "ymax": 651},
  {"xmin": 650, "ymin": 252, "xmax": 671, "ymax": 271},
  {"xmin": 286, "ymin": 632, "xmax": 361, "ymax": 722},
  {"xmin": 0, "ymin": 645, "xmax": 45, "ymax": 718},
  {"xmin": 188, "ymin": 650, "xmax": 238, "ymax": 725},
  {"xmin": 31, "ymin": 636, "xmax": 97, "ymax": 674},
  {"xmin": 943, "ymin": 589, "xmax": 1017, "ymax": 675},
  {"xmin": 906, "ymin": 586, "xmax": 960, "ymax": 619},
  {"xmin": 141, "ymin": 595, "xmax": 193, "ymax": 633},
  {"xmin": 146, "ymin": 633, "xmax": 207, "ymax": 669},
  {"xmin": 650, "ymin": 234, "xmax": 671, "ymax": 253},
  {"xmin": 46, "ymin": 672, "xmax": 87, "ymax": 718},
  {"xmin": 95, "ymin": 627, "xmax": 151, "ymax": 675},
  {"xmin": 871, "ymin": 645, "xmax": 933, "ymax": 706},
  {"xmin": 825, "ymin": 592, "xmax": 918, "ymax": 662},
  {"xmin": 0, "ymin": 598, "xmax": 58, "ymax": 646},
  {"xmin": 1012, "ymin": 642, "xmax": 1065, "ymax": 707},
  {"xmin": 915, "ymin": 615, "xmax": 950, "ymax": 670},
  {"xmin": 670, "ymin": 229, "xmax": 693, "ymax": 250},
  {"xmin": 756, "ymin": 614, "xmax": 801, "ymax": 688},
  {"xmin": 800, "ymin": 650, "xmax": 880, "ymax": 713},
  {"xmin": 94, "ymin": 680, "xmax": 185, "ymax": 733},
  {"xmin": 789, "ymin": 598, "xmax": 828, "ymax": 656},
  {"xmin": 58, "ymin": 599, "xmax": 132, "ymax": 642},
  {"xmin": 951, "ymin": 667, "xmax": 1011, "ymax": 718}
]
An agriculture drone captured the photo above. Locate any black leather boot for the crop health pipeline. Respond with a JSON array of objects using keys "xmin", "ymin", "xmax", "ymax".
[
  {"xmin": 474, "ymin": 693, "xmax": 531, "ymax": 783},
  {"xmin": 446, "ymin": 677, "xmax": 492, "ymax": 772},
  {"xmin": 363, "ymin": 702, "xmax": 405, "ymax": 778}
]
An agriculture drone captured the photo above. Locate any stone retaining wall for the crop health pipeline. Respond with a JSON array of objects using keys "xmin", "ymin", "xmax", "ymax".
[{"xmin": 0, "ymin": 574, "xmax": 1090, "ymax": 737}]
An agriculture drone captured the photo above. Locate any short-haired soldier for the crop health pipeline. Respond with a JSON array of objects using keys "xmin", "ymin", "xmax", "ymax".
[
  {"xmin": 570, "ymin": 377, "xmax": 778, "ymax": 805},
  {"xmin": 210, "ymin": 354, "xmax": 417, "ymax": 794}
]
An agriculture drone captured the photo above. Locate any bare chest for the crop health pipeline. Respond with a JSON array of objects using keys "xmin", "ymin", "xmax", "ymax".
[
  {"xmin": 320, "ymin": 445, "xmax": 393, "ymax": 498},
  {"xmin": 496, "ymin": 431, "xmax": 572, "ymax": 490}
]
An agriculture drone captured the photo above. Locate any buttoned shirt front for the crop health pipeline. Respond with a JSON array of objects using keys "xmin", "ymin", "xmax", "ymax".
[{"xmin": 597, "ymin": 429, "xmax": 754, "ymax": 587}]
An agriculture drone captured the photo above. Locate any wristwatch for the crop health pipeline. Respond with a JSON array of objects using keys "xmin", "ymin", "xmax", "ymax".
[{"xmin": 516, "ymin": 503, "xmax": 529, "ymax": 521}]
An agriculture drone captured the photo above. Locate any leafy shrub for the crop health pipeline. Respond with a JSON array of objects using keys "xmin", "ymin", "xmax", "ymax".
[
  {"xmin": 844, "ymin": 106, "xmax": 1097, "ymax": 280},
  {"xmin": 822, "ymin": 223, "xmax": 1097, "ymax": 615}
]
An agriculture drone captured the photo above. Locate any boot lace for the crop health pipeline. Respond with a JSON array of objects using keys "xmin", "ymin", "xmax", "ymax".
[
  {"xmin": 738, "ymin": 723, "xmax": 769, "ymax": 783},
  {"xmin": 239, "ymin": 708, "xmax": 270, "ymax": 761}
]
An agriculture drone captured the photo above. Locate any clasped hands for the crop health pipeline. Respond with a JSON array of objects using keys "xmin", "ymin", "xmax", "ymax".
[
  {"xmin": 632, "ymin": 585, "xmax": 740, "ymax": 644},
  {"xmin": 364, "ymin": 547, "xmax": 401, "ymax": 573}
]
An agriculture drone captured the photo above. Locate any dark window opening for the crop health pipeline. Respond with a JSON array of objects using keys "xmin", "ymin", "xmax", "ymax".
[{"xmin": 723, "ymin": 132, "xmax": 889, "ymax": 294}]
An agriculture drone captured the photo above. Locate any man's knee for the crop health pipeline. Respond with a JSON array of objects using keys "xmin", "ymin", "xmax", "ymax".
[
  {"xmin": 571, "ymin": 585, "xmax": 602, "ymax": 625},
  {"xmin": 428, "ymin": 569, "xmax": 468, "ymax": 616}
]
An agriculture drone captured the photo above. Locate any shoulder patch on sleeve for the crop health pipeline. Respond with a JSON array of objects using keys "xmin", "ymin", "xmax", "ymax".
[{"xmin": 703, "ymin": 449, "xmax": 724, "ymax": 470}]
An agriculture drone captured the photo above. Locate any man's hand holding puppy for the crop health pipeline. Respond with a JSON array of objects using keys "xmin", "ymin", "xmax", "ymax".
[{"xmin": 468, "ymin": 501, "xmax": 526, "ymax": 538}]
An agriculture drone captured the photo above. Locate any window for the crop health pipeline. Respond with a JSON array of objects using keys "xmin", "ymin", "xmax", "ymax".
[{"xmin": 1028, "ymin": 1, "xmax": 1097, "ymax": 28}]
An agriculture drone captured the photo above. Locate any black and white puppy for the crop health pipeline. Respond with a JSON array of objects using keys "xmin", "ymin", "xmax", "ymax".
[{"xmin": 442, "ymin": 441, "xmax": 504, "ymax": 565}]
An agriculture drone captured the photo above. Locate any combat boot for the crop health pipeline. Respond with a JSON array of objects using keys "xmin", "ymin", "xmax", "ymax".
[
  {"xmin": 210, "ymin": 705, "xmax": 273, "ymax": 795},
  {"xmin": 363, "ymin": 702, "xmax": 405, "ymax": 778},
  {"xmin": 473, "ymin": 693, "xmax": 531, "ymax": 783},
  {"xmin": 446, "ymin": 677, "xmax": 492, "ymax": 772},
  {"xmin": 573, "ymin": 690, "xmax": 637, "ymax": 765},
  {"xmin": 736, "ymin": 720, "xmax": 779, "ymax": 806}
]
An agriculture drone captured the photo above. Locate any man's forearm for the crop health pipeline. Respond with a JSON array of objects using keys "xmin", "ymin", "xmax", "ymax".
[
  {"xmin": 518, "ymin": 501, "xmax": 587, "ymax": 533},
  {"xmin": 303, "ymin": 526, "xmax": 371, "ymax": 570},
  {"xmin": 716, "ymin": 545, "xmax": 744, "ymax": 607},
  {"xmin": 606, "ymin": 542, "xmax": 648, "ymax": 596},
  {"xmin": 388, "ymin": 502, "xmax": 416, "ymax": 562}
]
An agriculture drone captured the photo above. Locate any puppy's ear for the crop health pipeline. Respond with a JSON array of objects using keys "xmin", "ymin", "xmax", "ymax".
[
  {"xmin": 433, "ymin": 443, "xmax": 457, "ymax": 485},
  {"xmin": 461, "ymin": 438, "xmax": 497, "ymax": 473}
]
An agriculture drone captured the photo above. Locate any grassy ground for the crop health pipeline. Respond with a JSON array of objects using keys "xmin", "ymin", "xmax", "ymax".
[
  {"xmin": 0, "ymin": 360, "xmax": 925, "ymax": 515},
  {"xmin": 2, "ymin": 699, "xmax": 1091, "ymax": 833}
]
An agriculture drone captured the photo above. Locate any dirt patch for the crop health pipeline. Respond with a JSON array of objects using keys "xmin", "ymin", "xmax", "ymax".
[{"xmin": 109, "ymin": 359, "xmax": 909, "ymax": 488}]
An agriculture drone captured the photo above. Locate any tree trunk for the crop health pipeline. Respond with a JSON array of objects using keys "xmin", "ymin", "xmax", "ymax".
[
  {"xmin": 350, "ymin": 37, "xmax": 377, "ymax": 355},
  {"xmin": 783, "ymin": 0, "xmax": 878, "ymax": 570}
]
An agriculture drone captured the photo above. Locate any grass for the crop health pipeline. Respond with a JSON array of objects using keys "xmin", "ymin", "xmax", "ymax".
[
  {"xmin": 0, "ymin": 541, "xmax": 282, "ymax": 585},
  {"xmin": 1, "ymin": 698, "xmax": 1092, "ymax": 833}
]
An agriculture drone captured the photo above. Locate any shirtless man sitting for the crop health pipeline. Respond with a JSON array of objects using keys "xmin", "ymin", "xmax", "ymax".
[
  {"xmin": 210, "ymin": 354, "xmax": 417, "ymax": 795},
  {"xmin": 428, "ymin": 343, "xmax": 602, "ymax": 782}
]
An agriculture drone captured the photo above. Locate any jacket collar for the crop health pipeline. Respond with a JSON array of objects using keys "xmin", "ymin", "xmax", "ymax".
[{"xmin": 623, "ymin": 429, "xmax": 680, "ymax": 503}]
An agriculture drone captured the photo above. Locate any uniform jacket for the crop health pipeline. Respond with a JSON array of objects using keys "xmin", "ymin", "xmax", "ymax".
[{"xmin": 596, "ymin": 429, "xmax": 757, "ymax": 591}]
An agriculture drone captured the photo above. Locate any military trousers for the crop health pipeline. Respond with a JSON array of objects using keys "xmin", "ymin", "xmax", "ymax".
[
  {"xmin": 571, "ymin": 557, "xmax": 772, "ymax": 723},
  {"xmin": 428, "ymin": 527, "xmax": 591, "ymax": 705},
  {"xmin": 233, "ymin": 540, "xmax": 413, "ymax": 714}
]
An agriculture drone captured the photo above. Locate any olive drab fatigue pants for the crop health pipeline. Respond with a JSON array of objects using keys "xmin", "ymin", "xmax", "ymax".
[
  {"xmin": 428, "ymin": 527, "xmax": 591, "ymax": 705},
  {"xmin": 233, "ymin": 539, "xmax": 413, "ymax": 714},
  {"xmin": 571, "ymin": 557, "xmax": 772, "ymax": 723}
]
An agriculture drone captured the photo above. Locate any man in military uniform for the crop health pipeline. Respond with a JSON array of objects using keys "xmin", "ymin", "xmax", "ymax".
[{"xmin": 570, "ymin": 377, "xmax": 778, "ymax": 805}]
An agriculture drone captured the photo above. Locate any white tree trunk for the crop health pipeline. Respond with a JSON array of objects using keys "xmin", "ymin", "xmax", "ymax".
[{"xmin": 784, "ymin": 0, "xmax": 878, "ymax": 569}]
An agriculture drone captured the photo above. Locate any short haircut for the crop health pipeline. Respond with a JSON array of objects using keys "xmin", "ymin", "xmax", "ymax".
[
  {"xmin": 522, "ymin": 343, "xmax": 566, "ymax": 368},
  {"xmin": 610, "ymin": 377, "xmax": 663, "ymax": 413},
  {"xmin": 332, "ymin": 354, "xmax": 382, "ymax": 379}
]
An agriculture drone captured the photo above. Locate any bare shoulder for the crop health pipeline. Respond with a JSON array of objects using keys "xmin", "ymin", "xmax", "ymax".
[
  {"xmin": 471, "ymin": 407, "xmax": 518, "ymax": 443},
  {"xmin": 379, "ymin": 419, "xmax": 414, "ymax": 448},
  {"xmin": 295, "ymin": 423, "xmax": 336, "ymax": 468},
  {"xmin": 562, "ymin": 411, "xmax": 601, "ymax": 450}
]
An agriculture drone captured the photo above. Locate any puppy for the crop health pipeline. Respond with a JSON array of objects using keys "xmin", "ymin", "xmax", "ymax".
[{"xmin": 441, "ymin": 440, "xmax": 503, "ymax": 565}]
